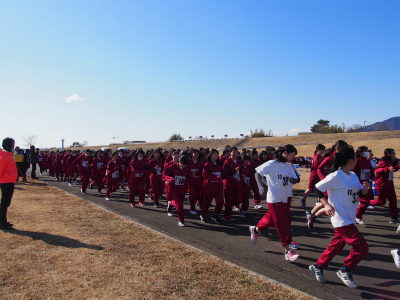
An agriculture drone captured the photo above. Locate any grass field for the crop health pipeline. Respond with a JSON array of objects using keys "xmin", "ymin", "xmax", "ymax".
[
  {"xmin": 64, "ymin": 130, "xmax": 400, "ymax": 158},
  {"xmin": 0, "ymin": 178, "xmax": 313, "ymax": 300}
]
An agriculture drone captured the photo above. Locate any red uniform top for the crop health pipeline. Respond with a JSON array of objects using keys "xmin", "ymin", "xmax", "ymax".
[
  {"xmin": 92, "ymin": 156, "xmax": 107, "ymax": 175},
  {"xmin": 241, "ymin": 163, "xmax": 253, "ymax": 189},
  {"xmin": 55, "ymin": 154, "xmax": 64, "ymax": 172},
  {"xmin": 187, "ymin": 160, "xmax": 203, "ymax": 187},
  {"xmin": 202, "ymin": 161, "xmax": 224, "ymax": 194},
  {"xmin": 163, "ymin": 163, "xmax": 192, "ymax": 194},
  {"xmin": 164, "ymin": 155, "xmax": 173, "ymax": 166},
  {"xmin": 353, "ymin": 156, "xmax": 375, "ymax": 184},
  {"xmin": 374, "ymin": 160, "xmax": 400, "ymax": 189},
  {"xmin": 223, "ymin": 157, "xmax": 244, "ymax": 190},
  {"xmin": 72, "ymin": 154, "xmax": 93, "ymax": 174},
  {"xmin": 46, "ymin": 155, "xmax": 54, "ymax": 167},
  {"xmin": 247, "ymin": 161, "xmax": 259, "ymax": 187},
  {"xmin": 63, "ymin": 154, "xmax": 71, "ymax": 171},
  {"xmin": 317, "ymin": 153, "xmax": 334, "ymax": 180},
  {"xmin": 118, "ymin": 156, "xmax": 129, "ymax": 175},
  {"xmin": 106, "ymin": 160, "xmax": 122, "ymax": 181},
  {"xmin": 147, "ymin": 158, "xmax": 164, "ymax": 181},
  {"xmin": 309, "ymin": 153, "xmax": 323, "ymax": 183},
  {"xmin": 128, "ymin": 158, "xmax": 147, "ymax": 183}
]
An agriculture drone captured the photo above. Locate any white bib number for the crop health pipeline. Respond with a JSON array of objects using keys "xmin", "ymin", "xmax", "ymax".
[
  {"xmin": 389, "ymin": 171, "xmax": 394, "ymax": 181},
  {"xmin": 244, "ymin": 177, "xmax": 250, "ymax": 186},
  {"xmin": 175, "ymin": 176, "xmax": 186, "ymax": 186},
  {"xmin": 97, "ymin": 163, "xmax": 103, "ymax": 168},
  {"xmin": 135, "ymin": 173, "xmax": 143, "ymax": 178},
  {"xmin": 212, "ymin": 172, "xmax": 221, "ymax": 177},
  {"xmin": 156, "ymin": 168, "xmax": 162, "ymax": 176},
  {"xmin": 121, "ymin": 165, "xmax": 124, "ymax": 171},
  {"xmin": 191, "ymin": 169, "xmax": 199, "ymax": 178},
  {"xmin": 61, "ymin": 160, "xmax": 63, "ymax": 164},
  {"xmin": 360, "ymin": 169, "xmax": 370, "ymax": 180},
  {"xmin": 82, "ymin": 161, "xmax": 89, "ymax": 167},
  {"xmin": 233, "ymin": 171, "xmax": 240, "ymax": 181},
  {"xmin": 112, "ymin": 171, "xmax": 119, "ymax": 178},
  {"xmin": 39, "ymin": 158, "xmax": 43, "ymax": 162}
]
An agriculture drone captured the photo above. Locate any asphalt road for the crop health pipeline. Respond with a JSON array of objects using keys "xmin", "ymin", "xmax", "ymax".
[{"xmin": 39, "ymin": 176, "xmax": 400, "ymax": 300}]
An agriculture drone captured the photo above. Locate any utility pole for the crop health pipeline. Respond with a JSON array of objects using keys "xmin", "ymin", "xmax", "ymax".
[{"xmin": 364, "ymin": 120, "xmax": 368, "ymax": 132}]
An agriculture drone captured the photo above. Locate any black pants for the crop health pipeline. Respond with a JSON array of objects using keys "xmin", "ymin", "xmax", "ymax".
[
  {"xmin": 31, "ymin": 163, "xmax": 37, "ymax": 179},
  {"xmin": 0, "ymin": 183, "xmax": 15, "ymax": 226}
]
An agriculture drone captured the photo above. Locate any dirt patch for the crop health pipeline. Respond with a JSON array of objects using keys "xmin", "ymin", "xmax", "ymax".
[{"xmin": 0, "ymin": 178, "xmax": 313, "ymax": 300}]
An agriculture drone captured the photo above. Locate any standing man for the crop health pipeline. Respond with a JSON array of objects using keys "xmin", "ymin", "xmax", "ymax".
[
  {"xmin": 0, "ymin": 137, "xmax": 18, "ymax": 231},
  {"xmin": 29, "ymin": 145, "xmax": 38, "ymax": 179}
]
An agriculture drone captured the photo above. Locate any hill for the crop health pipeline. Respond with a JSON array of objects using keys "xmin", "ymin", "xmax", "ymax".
[
  {"xmin": 366, "ymin": 116, "xmax": 400, "ymax": 132},
  {"xmin": 63, "ymin": 130, "xmax": 400, "ymax": 158}
]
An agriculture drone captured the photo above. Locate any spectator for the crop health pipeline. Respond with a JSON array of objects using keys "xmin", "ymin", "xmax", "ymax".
[
  {"xmin": 29, "ymin": 145, "xmax": 38, "ymax": 179},
  {"xmin": 0, "ymin": 137, "xmax": 18, "ymax": 231},
  {"xmin": 14, "ymin": 146, "xmax": 29, "ymax": 182}
]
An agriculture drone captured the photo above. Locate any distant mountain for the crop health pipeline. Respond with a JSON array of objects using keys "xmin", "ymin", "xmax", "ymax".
[{"xmin": 365, "ymin": 116, "xmax": 400, "ymax": 132}]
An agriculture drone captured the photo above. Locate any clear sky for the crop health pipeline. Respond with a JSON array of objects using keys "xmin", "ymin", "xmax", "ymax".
[{"xmin": 1, "ymin": 0, "xmax": 399, "ymax": 149}]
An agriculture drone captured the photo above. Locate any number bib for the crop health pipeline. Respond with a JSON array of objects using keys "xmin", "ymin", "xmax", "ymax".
[
  {"xmin": 233, "ymin": 171, "xmax": 240, "ymax": 181},
  {"xmin": 97, "ymin": 163, "xmax": 103, "ymax": 168},
  {"xmin": 39, "ymin": 158, "xmax": 43, "ymax": 162},
  {"xmin": 360, "ymin": 169, "xmax": 370, "ymax": 180},
  {"xmin": 175, "ymin": 176, "xmax": 186, "ymax": 186},
  {"xmin": 277, "ymin": 174, "xmax": 289, "ymax": 187},
  {"xmin": 212, "ymin": 172, "xmax": 221, "ymax": 176},
  {"xmin": 82, "ymin": 161, "xmax": 89, "ymax": 167},
  {"xmin": 347, "ymin": 189, "xmax": 359, "ymax": 204},
  {"xmin": 389, "ymin": 171, "xmax": 394, "ymax": 181},
  {"xmin": 61, "ymin": 160, "xmax": 63, "ymax": 164},
  {"xmin": 135, "ymin": 173, "xmax": 143, "ymax": 178},
  {"xmin": 121, "ymin": 165, "xmax": 124, "ymax": 171},
  {"xmin": 112, "ymin": 171, "xmax": 119, "ymax": 178},
  {"xmin": 156, "ymin": 168, "xmax": 162, "ymax": 176},
  {"xmin": 244, "ymin": 177, "xmax": 250, "ymax": 186}
]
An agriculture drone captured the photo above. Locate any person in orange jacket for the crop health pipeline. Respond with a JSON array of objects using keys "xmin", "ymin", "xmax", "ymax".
[{"xmin": 0, "ymin": 137, "xmax": 18, "ymax": 231}]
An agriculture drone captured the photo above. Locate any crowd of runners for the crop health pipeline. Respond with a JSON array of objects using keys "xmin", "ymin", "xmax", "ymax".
[{"xmin": 22, "ymin": 141, "xmax": 400, "ymax": 288}]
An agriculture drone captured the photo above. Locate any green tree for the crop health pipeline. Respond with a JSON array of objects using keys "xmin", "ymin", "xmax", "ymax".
[
  {"xmin": 169, "ymin": 133, "xmax": 184, "ymax": 142},
  {"xmin": 249, "ymin": 128, "xmax": 273, "ymax": 138},
  {"xmin": 310, "ymin": 119, "xmax": 330, "ymax": 133}
]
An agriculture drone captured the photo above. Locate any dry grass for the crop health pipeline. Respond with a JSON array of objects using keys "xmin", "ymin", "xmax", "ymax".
[{"xmin": 0, "ymin": 179, "xmax": 312, "ymax": 300}]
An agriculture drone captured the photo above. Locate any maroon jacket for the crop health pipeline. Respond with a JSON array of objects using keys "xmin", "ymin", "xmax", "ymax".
[
  {"xmin": 128, "ymin": 158, "xmax": 147, "ymax": 183},
  {"xmin": 187, "ymin": 160, "xmax": 204, "ymax": 187},
  {"xmin": 223, "ymin": 157, "xmax": 244, "ymax": 190},
  {"xmin": 353, "ymin": 156, "xmax": 375, "ymax": 184},
  {"xmin": 147, "ymin": 158, "xmax": 164, "ymax": 182},
  {"xmin": 72, "ymin": 154, "xmax": 93, "ymax": 175},
  {"xmin": 92, "ymin": 156, "xmax": 107, "ymax": 176},
  {"xmin": 317, "ymin": 153, "xmax": 334, "ymax": 180},
  {"xmin": 163, "ymin": 163, "xmax": 192, "ymax": 195},
  {"xmin": 106, "ymin": 160, "xmax": 121, "ymax": 182},
  {"xmin": 202, "ymin": 161, "xmax": 224, "ymax": 194},
  {"xmin": 375, "ymin": 160, "xmax": 399, "ymax": 189}
]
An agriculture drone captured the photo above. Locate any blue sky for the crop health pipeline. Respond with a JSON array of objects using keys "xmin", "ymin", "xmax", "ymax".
[{"xmin": 1, "ymin": 0, "xmax": 399, "ymax": 148}]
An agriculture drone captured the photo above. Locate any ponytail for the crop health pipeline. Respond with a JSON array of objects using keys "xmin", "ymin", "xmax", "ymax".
[
  {"xmin": 275, "ymin": 144, "xmax": 297, "ymax": 163},
  {"xmin": 331, "ymin": 147, "xmax": 356, "ymax": 172}
]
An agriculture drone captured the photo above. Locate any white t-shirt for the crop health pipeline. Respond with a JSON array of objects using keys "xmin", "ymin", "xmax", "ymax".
[
  {"xmin": 256, "ymin": 160, "xmax": 297, "ymax": 203},
  {"xmin": 315, "ymin": 169, "xmax": 363, "ymax": 228}
]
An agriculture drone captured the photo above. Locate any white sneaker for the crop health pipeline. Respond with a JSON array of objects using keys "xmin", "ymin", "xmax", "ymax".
[
  {"xmin": 336, "ymin": 270, "xmax": 358, "ymax": 289},
  {"xmin": 189, "ymin": 210, "xmax": 197, "ymax": 215},
  {"xmin": 105, "ymin": 198, "xmax": 110, "ymax": 201},
  {"xmin": 254, "ymin": 204, "xmax": 263, "ymax": 209},
  {"xmin": 68, "ymin": 183, "xmax": 72, "ymax": 186},
  {"xmin": 178, "ymin": 221, "xmax": 186, "ymax": 227},
  {"xmin": 285, "ymin": 250, "xmax": 299, "ymax": 262},
  {"xmin": 249, "ymin": 226, "xmax": 259, "ymax": 244},
  {"xmin": 391, "ymin": 249, "xmax": 400, "ymax": 269},
  {"xmin": 368, "ymin": 205, "xmax": 376, "ymax": 209},
  {"xmin": 309, "ymin": 264, "xmax": 327, "ymax": 283},
  {"xmin": 397, "ymin": 225, "xmax": 400, "ymax": 235},
  {"xmin": 356, "ymin": 218, "xmax": 365, "ymax": 225},
  {"xmin": 232, "ymin": 206, "xmax": 240, "ymax": 212}
]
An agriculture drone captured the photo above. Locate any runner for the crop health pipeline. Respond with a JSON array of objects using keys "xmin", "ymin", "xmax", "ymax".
[
  {"xmin": 147, "ymin": 149, "xmax": 165, "ymax": 207},
  {"xmin": 105, "ymin": 152, "xmax": 121, "ymax": 201},
  {"xmin": 249, "ymin": 144, "xmax": 300, "ymax": 262},
  {"xmin": 91, "ymin": 150, "xmax": 107, "ymax": 193},
  {"xmin": 187, "ymin": 149, "xmax": 203, "ymax": 215},
  {"xmin": 309, "ymin": 147, "xmax": 371, "ymax": 289},
  {"xmin": 128, "ymin": 149, "xmax": 147, "ymax": 207},
  {"xmin": 72, "ymin": 149, "xmax": 93, "ymax": 194}
]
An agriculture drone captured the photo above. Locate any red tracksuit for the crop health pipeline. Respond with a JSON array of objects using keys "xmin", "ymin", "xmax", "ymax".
[
  {"xmin": 66, "ymin": 155, "xmax": 77, "ymax": 178},
  {"xmin": 317, "ymin": 154, "xmax": 334, "ymax": 198},
  {"xmin": 128, "ymin": 158, "xmax": 147, "ymax": 206},
  {"xmin": 354, "ymin": 156, "xmax": 375, "ymax": 219},
  {"xmin": 308, "ymin": 153, "xmax": 323, "ymax": 190},
  {"xmin": 147, "ymin": 158, "xmax": 165, "ymax": 206},
  {"xmin": 118, "ymin": 156, "xmax": 128, "ymax": 182},
  {"xmin": 187, "ymin": 160, "xmax": 204, "ymax": 211},
  {"xmin": 91, "ymin": 156, "xmax": 107, "ymax": 191},
  {"xmin": 37, "ymin": 155, "xmax": 46, "ymax": 173},
  {"xmin": 223, "ymin": 157, "xmax": 244, "ymax": 218},
  {"xmin": 163, "ymin": 163, "xmax": 192, "ymax": 222},
  {"xmin": 202, "ymin": 161, "xmax": 224, "ymax": 216},
  {"xmin": 47, "ymin": 155, "xmax": 55, "ymax": 177},
  {"xmin": 105, "ymin": 160, "xmax": 121, "ymax": 197},
  {"xmin": 240, "ymin": 164, "xmax": 252, "ymax": 212},
  {"xmin": 369, "ymin": 160, "xmax": 399, "ymax": 219},
  {"xmin": 72, "ymin": 154, "xmax": 93, "ymax": 191},
  {"xmin": 249, "ymin": 160, "xmax": 261, "ymax": 205},
  {"xmin": 63, "ymin": 154, "xmax": 71, "ymax": 180}
]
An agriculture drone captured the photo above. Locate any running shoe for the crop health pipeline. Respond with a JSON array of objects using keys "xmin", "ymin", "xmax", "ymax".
[
  {"xmin": 81, "ymin": 189, "xmax": 86, "ymax": 194},
  {"xmin": 306, "ymin": 212, "xmax": 313, "ymax": 230},
  {"xmin": 131, "ymin": 203, "xmax": 135, "ymax": 208},
  {"xmin": 285, "ymin": 250, "xmax": 299, "ymax": 262},
  {"xmin": 167, "ymin": 202, "xmax": 173, "ymax": 216},
  {"xmin": 196, "ymin": 202, "xmax": 202, "ymax": 210},
  {"xmin": 336, "ymin": 270, "xmax": 358, "ymax": 289},
  {"xmin": 397, "ymin": 225, "xmax": 400, "ymax": 235},
  {"xmin": 232, "ymin": 206, "xmax": 240, "ymax": 212},
  {"xmin": 300, "ymin": 198, "xmax": 306, "ymax": 209},
  {"xmin": 356, "ymin": 218, "xmax": 366, "ymax": 225},
  {"xmin": 368, "ymin": 205, "xmax": 376, "ymax": 209},
  {"xmin": 289, "ymin": 241, "xmax": 301, "ymax": 250},
  {"xmin": 389, "ymin": 218, "xmax": 400, "ymax": 224},
  {"xmin": 90, "ymin": 183, "xmax": 94, "ymax": 190},
  {"xmin": 178, "ymin": 221, "xmax": 186, "ymax": 227},
  {"xmin": 211, "ymin": 215, "xmax": 221, "ymax": 224},
  {"xmin": 239, "ymin": 210, "xmax": 246, "ymax": 215},
  {"xmin": 139, "ymin": 202, "xmax": 144, "ymax": 207},
  {"xmin": 200, "ymin": 215, "xmax": 207, "ymax": 223},
  {"xmin": 154, "ymin": 204, "xmax": 159, "ymax": 208},
  {"xmin": 391, "ymin": 249, "xmax": 400, "ymax": 269},
  {"xmin": 189, "ymin": 210, "xmax": 197, "ymax": 215},
  {"xmin": 68, "ymin": 183, "xmax": 72, "ymax": 187},
  {"xmin": 254, "ymin": 204, "xmax": 263, "ymax": 209},
  {"xmin": 309, "ymin": 264, "xmax": 327, "ymax": 283},
  {"xmin": 249, "ymin": 226, "xmax": 259, "ymax": 244},
  {"xmin": 105, "ymin": 198, "xmax": 111, "ymax": 201},
  {"xmin": 222, "ymin": 216, "xmax": 231, "ymax": 222}
]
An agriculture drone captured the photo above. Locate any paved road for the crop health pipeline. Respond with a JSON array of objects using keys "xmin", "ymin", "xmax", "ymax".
[{"xmin": 40, "ymin": 177, "xmax": 400, "ymax": 300}]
